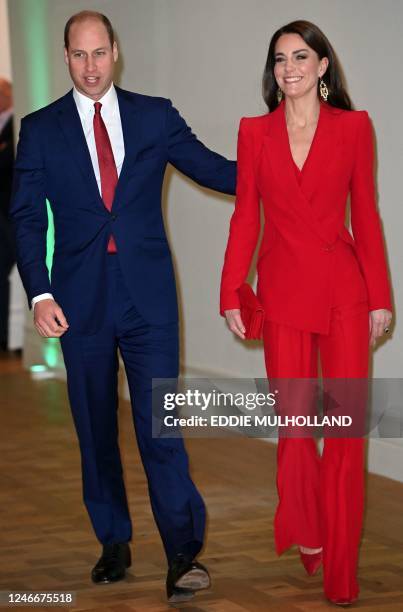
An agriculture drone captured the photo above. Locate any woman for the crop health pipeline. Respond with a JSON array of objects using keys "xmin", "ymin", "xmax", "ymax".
[{"xmin": 220, "ymin": 20, "xmax": 392, "ymax": 606}]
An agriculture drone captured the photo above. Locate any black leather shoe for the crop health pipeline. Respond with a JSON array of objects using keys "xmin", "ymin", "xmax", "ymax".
[
  {"xmin": 166, "ymin": 553, "xmax": 210, "ymax": 603},
  {"xmin": 91, "ymin": 542, "xmax": 131, "ymax": 584}
]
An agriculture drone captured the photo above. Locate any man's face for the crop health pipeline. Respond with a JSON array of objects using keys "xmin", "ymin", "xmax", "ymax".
[{"xmin": 64, "ymin": 18, "xmax": 118, "ymax": 101}]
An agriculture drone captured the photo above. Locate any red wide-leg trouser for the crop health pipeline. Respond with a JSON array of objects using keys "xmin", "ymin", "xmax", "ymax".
[{"xmin": 263, "ymin": 301, "xmax": 370, "ymax": 601}]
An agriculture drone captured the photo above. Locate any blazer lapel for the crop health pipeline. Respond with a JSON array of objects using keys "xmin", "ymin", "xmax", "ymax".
[
  {"xmin": 299, "ymin": 101, "xmax": 342, "ymax": 203},
  {"xmin": 55, "ymin": 91, "xmax": 104, "ymax": 210},
  {"xmin": 262, "ymin": 101, "xmax": 300, "ymax": 201},
  {"xmin": 112, "ymin": 87, "xmax": 142, "ymax": 211},
  {"xmin": 262, "ymin": 100, "xmax": 341, "ymax": 245}
]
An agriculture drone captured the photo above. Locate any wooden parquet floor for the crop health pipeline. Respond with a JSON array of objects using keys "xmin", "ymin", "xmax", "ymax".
[{"xmin": 0, "ymin": 353, "xmax": 402, "ymax": 611}]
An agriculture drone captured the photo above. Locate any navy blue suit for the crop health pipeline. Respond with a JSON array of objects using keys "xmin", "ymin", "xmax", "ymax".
[{"xmin": 11, "ymin": 87, "xmax": 236, "ymax": 560}]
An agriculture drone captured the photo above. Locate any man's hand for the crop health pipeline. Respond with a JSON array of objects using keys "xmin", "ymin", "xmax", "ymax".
[
  {"xmin": 369, "ymin": 308, "xmax": 392, "ymax": 347},
  {"xmin": 34, "ymin": 299, "xmax": 69, "ymax": 338},
  {"xmin": 224, "ymin": 309, "xmax": 246, "ymax": 340}
]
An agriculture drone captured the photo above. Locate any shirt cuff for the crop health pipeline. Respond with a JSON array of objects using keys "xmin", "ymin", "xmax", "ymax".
[{"xmin": 32, "ymin": 293, "xmax": 54, "ymax": 309}]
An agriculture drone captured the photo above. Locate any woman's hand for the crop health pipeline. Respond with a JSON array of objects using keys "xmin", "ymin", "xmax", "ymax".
[
  {"xmin": 224, "ymin": 309, "xmax": 246, "ymax": 340},
  {"xmin": 369, "ymin": 309, "xmax": 392, "ymax": 347}
]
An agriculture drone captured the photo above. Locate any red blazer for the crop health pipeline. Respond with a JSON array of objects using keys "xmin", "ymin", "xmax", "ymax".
[{"xmin": 220, "ymin": 100, "xmax": 392, "ymax": 334}]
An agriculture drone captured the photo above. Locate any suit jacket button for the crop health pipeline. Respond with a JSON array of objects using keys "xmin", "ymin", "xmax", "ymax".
[{"xmin": 111, "ymin": 214, "xmax": 117, "ymax": 221}]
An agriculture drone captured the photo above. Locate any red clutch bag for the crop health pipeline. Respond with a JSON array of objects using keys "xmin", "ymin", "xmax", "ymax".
[{"xmin": 237, "ymin": 283, "xmax": 265, "ymax": 340}]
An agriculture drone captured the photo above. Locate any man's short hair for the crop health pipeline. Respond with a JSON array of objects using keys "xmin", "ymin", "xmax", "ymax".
[{"xmin": 64, "ymin": 10, "xmax": 114, "ymax": 49}]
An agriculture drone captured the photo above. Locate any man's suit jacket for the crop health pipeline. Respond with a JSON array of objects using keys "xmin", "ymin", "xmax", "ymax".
[
  {"xmin": 220, "ymin": 100, "xmax": 392, "ymax": 334},
  {"xmin": 10, "ymin": 87, "xmax": 236, "ymax": 334}
]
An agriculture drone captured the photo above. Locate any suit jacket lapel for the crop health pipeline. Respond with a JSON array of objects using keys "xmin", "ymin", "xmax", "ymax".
[
  {"xmin": 262, "ymin": 101, "xmax": 299, "ymax": 199},
  {"xmin": 55, "ymin": 91, "xmax": 104, "ymax": 210},
  {"xmin": 299, "ymin": 101, "xmax": 342, "ymax": 203},
  {"xmin": 112, "ymin": 87, "xmax": 142, "ymax": 211},
  {"xmin": 55, "ymin": 88, "xmax": 143, "ymax": 213},
  {"xmin": 262, "ymin": 100, "xmax": 341, "ymax": 245}
]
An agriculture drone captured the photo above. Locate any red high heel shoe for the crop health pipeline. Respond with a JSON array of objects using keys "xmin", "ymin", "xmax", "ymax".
[{"xmin": 299, "ymin": 548, "xmax": 323, "ymax": 576}]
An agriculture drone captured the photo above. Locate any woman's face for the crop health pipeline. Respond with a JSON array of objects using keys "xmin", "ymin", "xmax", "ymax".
[{"xmin": 273, "ymin": 33, "xmax": 328, "ymax": 101}]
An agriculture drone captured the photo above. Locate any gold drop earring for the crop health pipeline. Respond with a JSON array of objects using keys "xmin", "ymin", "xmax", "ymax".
[
  {"xmin": 277, "ymin": 88, "xmax": 283, "ymax": 103},
  {"xmin": 319, "ymin": 78, "xmax": 329, "ymax": 101}
]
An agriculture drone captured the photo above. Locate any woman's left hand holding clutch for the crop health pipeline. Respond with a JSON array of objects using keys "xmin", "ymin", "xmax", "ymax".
[{"xmin": 224, "ymin": 309, "xmax": 246, "ymax": 340}]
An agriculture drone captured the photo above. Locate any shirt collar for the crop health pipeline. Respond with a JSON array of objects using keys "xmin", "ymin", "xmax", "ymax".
[{"xmin": 73, "ymin": 82, "xmax": 118, "ymax": 118}]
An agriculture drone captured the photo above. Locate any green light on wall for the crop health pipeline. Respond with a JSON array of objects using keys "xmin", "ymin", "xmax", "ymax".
[
  {"xmin": 46, "ymin": 200, "xmax": 54, "ymax": 274},
  {"xmin": 21, "ymin": 0, "xmax": 51, "ymax": 112},
  {"xmin": 16, "ymin": 0, "xmax": 55, "ymax": 363},
  {"xmin": 43, "ymin": 337, "xmax": 59, "ymax": 369},
  {"xmin": 18, "ymin": 0, "xmax": 55, "ymax": 272}
]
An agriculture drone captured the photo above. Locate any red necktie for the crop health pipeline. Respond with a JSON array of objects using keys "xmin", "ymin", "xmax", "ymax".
[{"xmin": 93, "ymin": 101, "xmax": 118, "ymax": 253}]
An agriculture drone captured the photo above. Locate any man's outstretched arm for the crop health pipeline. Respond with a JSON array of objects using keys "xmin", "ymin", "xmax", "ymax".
[{"xmin": 165, "ymin": 99, "xmax": 236, "ymax": 196}]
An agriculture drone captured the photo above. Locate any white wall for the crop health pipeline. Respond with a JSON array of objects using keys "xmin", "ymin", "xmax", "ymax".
[
  {"xmin": 8, "ymin": 0, "xmax": 403, "ymax": 477},
  {"xmin": 148, "ymin": 0, "xmax": 403, "ymax": 380},
  {"xmin": 9, "ymin": 0, "xmax": 402, "ymax": 376}
]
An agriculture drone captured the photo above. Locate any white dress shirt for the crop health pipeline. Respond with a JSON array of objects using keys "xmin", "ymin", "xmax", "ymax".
[{"xmin": 32, "ymin": 83, "xmax": 125, "ymax": 309}]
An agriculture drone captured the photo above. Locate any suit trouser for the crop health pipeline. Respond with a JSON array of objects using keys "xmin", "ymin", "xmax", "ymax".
[
  {"xmin": 263, "ymin": 301, "xmax": 369, "ymax": 601},
  {"xmin": 60, "ymin": 254, "xmax": 205, "ymax": 562}
]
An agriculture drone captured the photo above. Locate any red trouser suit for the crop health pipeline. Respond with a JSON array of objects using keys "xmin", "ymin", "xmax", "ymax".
[
  {"xmin": 264, "ymin": 299, "xmax": 369, "ymax": 601},
  {"xmin": 220, "ymin": 101, "xmax": 392, "ymax": 601}
]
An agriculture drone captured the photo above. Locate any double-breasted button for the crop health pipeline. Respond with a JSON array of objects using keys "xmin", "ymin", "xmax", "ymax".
[
  {"xmin": 111, "ymin": 214, "xmax": 117, "ymax": 221},
  {"xmin": 323, "ymin": 244, "xmax": 334, "ymax": 252}
]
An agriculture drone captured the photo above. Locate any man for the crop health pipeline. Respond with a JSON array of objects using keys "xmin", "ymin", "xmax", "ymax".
[
  {"xmin": 10, "ymin": 11, "xmax": 236, "ymax": 604},
  {"xmin": 0, "ymin": 78, "xmax": 15, "ymax": 351}
]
